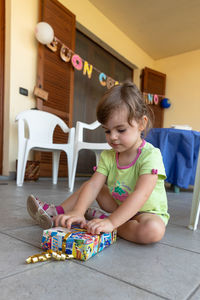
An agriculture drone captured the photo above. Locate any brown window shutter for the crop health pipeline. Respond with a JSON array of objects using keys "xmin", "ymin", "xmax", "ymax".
[
  {"xmin": 141, "ymin": 67, "xmax": 166, "ymax": 128},
  {"xmin": 35, "ymin": 0, "xmax": 75, "ymax": 177}
]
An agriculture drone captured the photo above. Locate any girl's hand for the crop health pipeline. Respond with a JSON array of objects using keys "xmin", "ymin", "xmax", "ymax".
[
  {"xmin": 86, "ymin": 218, "xmax": 115, "ymax": 235},
  {"xmin": 54, "ymin": 211, "xmax": 86, "ymax": 229}
]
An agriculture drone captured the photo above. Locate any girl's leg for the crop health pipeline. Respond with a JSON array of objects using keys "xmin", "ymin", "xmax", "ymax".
[
  {"xmin": 60, "ymin": 181, "xmax": 88, "ymax": 212},
  {"xmin": 85, "ymin": 185, "xmax": 119, "ymax": 220},
  {"xmin": 117, "ymin": 213, "xmax": 166, "ymax": 244},
  {"xmin": 60, "ymin": 182, "xmax": 118, "ymax": 213},
  {"xmin": 27, "ymin": 181, "xmax": 117, "ymax": 228},
  {"xmin": 96, "ymin": 184, "xmax": 118, "ymax": 213},
  {"xmin": 27, "ymin": 181, "xmax": 89, "ymax": 229}
]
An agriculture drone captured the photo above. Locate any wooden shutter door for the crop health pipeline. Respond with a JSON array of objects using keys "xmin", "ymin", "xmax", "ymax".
[
  {"xmin": 141, "ymin": 67, "xmax": 166, "ymax": 128},
  {"xmin": 35, "ymin": 0, "xmax": 75, "ymax": 176}
]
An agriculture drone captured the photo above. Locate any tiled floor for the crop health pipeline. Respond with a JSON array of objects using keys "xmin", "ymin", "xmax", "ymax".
[{"xmin": 1, "ymin": 179, "xmax": 200, "ymax": 300}]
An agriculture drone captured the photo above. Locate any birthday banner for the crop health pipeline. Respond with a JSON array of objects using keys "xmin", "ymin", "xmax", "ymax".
[
  {"xmin": 47, "ymin": 39, "xmax": 167, "ymax": 104},
  {"xmin": 35, "ymin": 22, "xmax": 169, "ymax": 106},
  {"xmin": 46, "ymin": 36, "xmax": 119, "ymax": 89}
]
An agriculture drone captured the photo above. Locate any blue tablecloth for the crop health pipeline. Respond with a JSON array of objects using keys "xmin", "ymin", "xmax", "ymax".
[{"xmin": 146, "ymin": 128, "xmax": 200, "ymax": 188}]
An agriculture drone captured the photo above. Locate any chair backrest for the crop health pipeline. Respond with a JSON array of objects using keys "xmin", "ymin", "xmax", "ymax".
[
  {"xmin": 15, "ymin": 110, "xmax": 69, "ymax": 144},
  {"xmin": 75, "ymin": 120, "xmax": 103, "ymax": 143}
]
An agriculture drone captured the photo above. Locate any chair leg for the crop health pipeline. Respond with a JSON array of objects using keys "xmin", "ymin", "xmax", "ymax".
[
  {"xmin": 16, "ymin": 140, "xmax": 27, "ymax": 186},
  {"xmin": 70, "ymin": 150, "xmax": 79, "ymax": 193},
  {"xmin": 18, "ymin": 147, "xmax": 30, "ymax": 187},
  {"xmin": 188, "ymin": 182, "xmax": 200, "ymax": 230},
  {"xmin": 16, "ymin": 153, "xmax": 24, "ymax": 186},
  {"xmin": 94, "ymin": 150, "xmax": 101, "ymax": 165},
  {"xmin": 188, "ymin": 151, "xmax": 200, "ymax": 230},
  {"xmin": 66, "ymin": 150, "xmax": 73, "ymax": 191},
  {"xmin": 52, "ymin": 151, "xmax": 61, "ymax": 184},
  {"xmin": 188, "ymin": 193, "xmax": 200, "ymax": 230}
]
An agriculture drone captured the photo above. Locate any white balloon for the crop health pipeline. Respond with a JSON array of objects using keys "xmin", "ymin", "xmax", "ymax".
[{"xmin": 35, "ymin": 22, "xmax": 54, "ymax": 44}]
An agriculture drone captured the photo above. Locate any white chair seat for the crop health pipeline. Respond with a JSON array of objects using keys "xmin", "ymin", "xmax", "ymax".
[
  {"xmin": 76, "ymin": 142, "xmax": 110, "ymax": 150},
  {"xmin": 15, "ymin": 110, "xmax": 75, "ymax": 189},
  {"xmin": 70, "ymin": 120, "xmax": 111, "ymax": 192}
]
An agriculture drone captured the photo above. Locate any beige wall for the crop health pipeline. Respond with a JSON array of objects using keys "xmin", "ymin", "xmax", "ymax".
[
  {"xmin": 3, "ymin": 0, "xmax": 200, "ymax": 175},
  {"xmin": 154, "ymin": 50, "xmax": 200, "ymax": 131},
  {"xmin": 4, "ymin": 0, "xmax": 38, "ymax": 175}
]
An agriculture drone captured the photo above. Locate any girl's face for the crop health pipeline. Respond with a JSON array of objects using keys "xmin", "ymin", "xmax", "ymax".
[{"xmin": 102, "ymin": 107, "xmax": 147, "ymax": 155}]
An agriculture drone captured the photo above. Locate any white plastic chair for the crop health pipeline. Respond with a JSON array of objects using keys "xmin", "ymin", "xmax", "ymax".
[
  {"xmin": 70, "ymin": 120, "xmax": 111, "ymax": 192},
  {"xmin": 188, "ymin": 149, "xmax": 200, "ymax": 230},
  {"xmin": 15, "ymin": 110, "xmax": 75, "ymax": 190}
]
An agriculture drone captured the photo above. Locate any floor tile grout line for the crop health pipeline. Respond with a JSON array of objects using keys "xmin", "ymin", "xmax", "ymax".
[
  {"xmin": 0, "ymin": 231, "xmax": 42, "ymax": 250},
  {"xmin": 158, "ymin": 241, "xmax": 200, "ymax": 255},
  {"xmin": 0, "ymin": 224, "xmax": 40, "ymax": 232},
  {"xmin": 167, "ymin": 223, "xmax": 190, "ymax": 229},
  {"xmin": 186, "ymin": 282, "xmax": 200, "ymax": 300},
  {"xmin": 73, "ymin": 261, "xmax": 170, "ymax": 300},
  {"xmin": 0, "ymin": 261, "xmax": 52, "ymax": 281}
]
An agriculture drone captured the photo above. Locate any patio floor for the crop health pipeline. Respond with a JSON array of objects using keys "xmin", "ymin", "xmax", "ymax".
[{"xmin": 0, "ymin": 179, "xmax": 200, "ymax": 300}]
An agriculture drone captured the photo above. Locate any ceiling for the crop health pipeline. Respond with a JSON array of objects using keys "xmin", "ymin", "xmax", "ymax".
[{"xmin": 89, "ymin": 0, "xmax": 200, "ymax": 60}]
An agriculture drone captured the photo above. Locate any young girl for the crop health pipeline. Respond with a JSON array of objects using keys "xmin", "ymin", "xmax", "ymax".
[{"xmin": 27, "ymin": 81, "xmax": 169, "ymax": 244}]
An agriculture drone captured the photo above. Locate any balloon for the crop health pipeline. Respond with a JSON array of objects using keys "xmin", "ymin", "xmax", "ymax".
[
  {"xmin": 161, "ymin": 98, "xmax": 171, "ymax": 108},
  {"xmin": 35, "ymin": 22, "xmax": 54, "ymax": 45}
]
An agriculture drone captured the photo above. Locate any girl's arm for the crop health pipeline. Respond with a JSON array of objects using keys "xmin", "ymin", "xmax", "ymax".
[
  {"xmin": 55, "ymin": 171, "xmax": 107, "ymax": 228},
  {"xmin": 73, "ymin": 171, "xmax": 107, "ymax": 214},
  {"xmin": 87, "ymin": 173, "xmax": 158, "ymax": 234}
]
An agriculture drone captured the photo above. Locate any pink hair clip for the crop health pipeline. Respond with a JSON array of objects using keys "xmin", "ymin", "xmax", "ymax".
[
  {"xmin": 151, "ymin": 169, "xmax": 158, "ymax": 175},
  {"xmin": 93, "ymin": 166, "xmax": 97, "ymax": 172}
]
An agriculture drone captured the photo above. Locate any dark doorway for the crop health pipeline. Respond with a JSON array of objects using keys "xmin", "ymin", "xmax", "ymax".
[{"xmin": 73, "ymin": 30, "xmax": 133, "ymax": 175}]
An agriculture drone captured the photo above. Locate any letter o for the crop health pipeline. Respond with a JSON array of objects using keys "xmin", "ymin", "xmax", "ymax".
[{"xmin": 71, "ymin": 54, "xmax": 83, "ymax": 71}]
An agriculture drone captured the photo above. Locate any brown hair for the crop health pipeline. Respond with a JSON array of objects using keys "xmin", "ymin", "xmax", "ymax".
[{"xmin": 96, "ymin": 81, "xmax": 153, "ymax": 137}]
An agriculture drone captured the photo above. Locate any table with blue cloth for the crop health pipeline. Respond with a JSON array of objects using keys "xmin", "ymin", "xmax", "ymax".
[{"xmin": 146, "ymin": 128, "xmax": 200, "ymax": 191}]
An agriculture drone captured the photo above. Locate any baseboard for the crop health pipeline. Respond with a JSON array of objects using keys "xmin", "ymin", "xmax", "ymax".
[{"xmin": 0, "ymin": 172, "xmax": 16, "ymax": 181}]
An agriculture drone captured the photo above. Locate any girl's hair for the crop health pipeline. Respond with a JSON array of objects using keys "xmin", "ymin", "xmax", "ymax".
[{"xmin": 96, "ymin": 80, "xmax": 154, "ymax": 137}]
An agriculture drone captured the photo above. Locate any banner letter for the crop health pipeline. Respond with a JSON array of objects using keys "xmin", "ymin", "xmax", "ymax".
[
  {"xmin": 148, "ymin": 93, "xmax": 153, "ymax": 104},
  {"xmin": 83, "ymin": 61, "xmax": 93, "ymax": 79},
  {"xmin": 71, "ymin": 54, "xmax": 83, "ymax": 71},
  {"xmin": 99, "ymin": 73, "xmax": 107, "ymax": 86}
]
